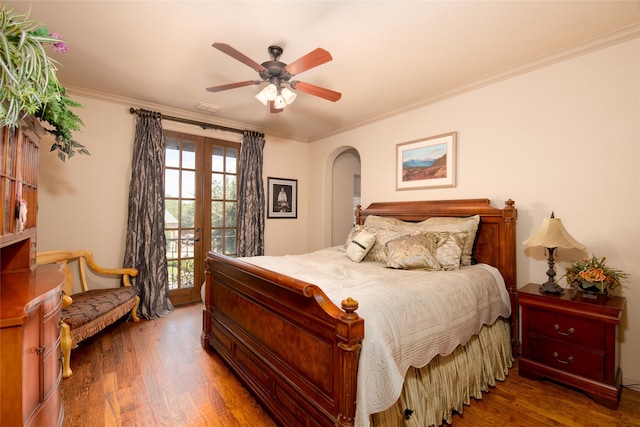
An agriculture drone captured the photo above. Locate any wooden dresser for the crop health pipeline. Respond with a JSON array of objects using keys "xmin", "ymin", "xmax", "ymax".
[
  {"xmin": 1, "ymin": 117, "xmax": 65, "ymax": 426},
  {"xmin": 518, "ymin": 283, "xmax": 625, "ymax": 409},
  {"xmin": 1, "ymin": 264, "xmax": 65, "ymax": 426}
]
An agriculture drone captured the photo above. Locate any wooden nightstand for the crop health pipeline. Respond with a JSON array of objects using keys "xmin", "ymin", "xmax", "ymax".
[{"xmin": 518, "ymin": 283, "xmax": 625, "ymax": 409}]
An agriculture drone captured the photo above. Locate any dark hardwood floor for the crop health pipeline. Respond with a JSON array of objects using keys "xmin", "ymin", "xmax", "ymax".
[{"xmin": 62, "ymin": 303, "xmax": 640, "ymax": 427}]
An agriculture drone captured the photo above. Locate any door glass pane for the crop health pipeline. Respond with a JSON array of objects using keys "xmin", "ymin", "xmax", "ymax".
[
  {"xmin": 211, "ymin": 173, "xmax": 223, "ymax": 199},
  {"xmin": 181, "ymin": 200, "xmax": 194, "ymax": 228},
  {"xmin": 225, "ymin": 202, "xmax": 236, "ymax": 227},
  {"xmin": 225, "ymin": 175, "xmax": 236, "ymax": 199},
  {"xmin": 211, "ymin": 201, "xmax": 223, "ymax": 227},
  {"xmin": 165, "ymin": 169, "xmax": 179, "ymax": 197},
  {"xmin": 212, "ymin": 146, "xmax": 224, "ymax": 172},
  {"xmin": 226, "ymin": 148, "xmax": 237, "ymax": 173},
  {"xmin": 211, "ymin": 230, "xmax": 223, "ymax": 253},
  {"xmin": 224, "ymin": 229, "xmax": 236, "ymax": 255},
  {"xmin": 182, "ymin": 141, "xmax": 196, "ymax": 169},
  {"xmin": 180, "ymin": 259, "xmax": 195, "ymax": 288},
  {"xmin": 166, "ymin": 138, "xmax": 180, "ymax": 167},
  {"xmin": 182, "ymin": 170, "xmax": 195, "ymax": 198},
  {"xmin": 167, "ymin": 260, "xmax": 178, "ymax": 290}
]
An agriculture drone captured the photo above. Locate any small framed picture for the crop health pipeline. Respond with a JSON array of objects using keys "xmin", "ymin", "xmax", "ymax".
[
  {"xmin": 396, "ymin": 132, "xmax": 457, "ymax": 190},
  {"xmin": 267, "ymin": 177, "xmax": 297, "ymax": 218}
]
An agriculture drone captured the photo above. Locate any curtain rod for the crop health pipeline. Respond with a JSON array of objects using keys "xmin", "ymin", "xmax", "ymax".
[{"xmin": 129, "ymin": 107, "xmax": 264, "ymax": 138}]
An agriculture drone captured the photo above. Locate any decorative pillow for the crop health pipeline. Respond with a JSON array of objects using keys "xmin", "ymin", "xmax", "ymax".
[
  {"xmin": 344, "ymin": 225, "xmax": 365, "ymax": 250},
  {"xmin": 417, "ymin": 215, "xmax": 480, "ymax": 266},
  {"xmin": 345, "ymin": 231, "xmax": 377, "ymax": 262},
  {"xmin": 385, "ymin": 233, "xmax": 442, "ymax": 270},
  {"xmin": 364, "ymin": 215, "xmax": 408, "ymax": 229},
  {"xmin": 364, "ymin": 227, "xmax": 413, "ymax": 263},
  {"xmin": 433, "ymin": 231, "xmax": 467, "ymax": 270}
]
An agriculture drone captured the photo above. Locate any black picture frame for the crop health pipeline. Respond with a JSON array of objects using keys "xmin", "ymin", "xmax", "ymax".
[{"xmin": 267, "ymin": 177, "xmax": 297, "ymax": 218}]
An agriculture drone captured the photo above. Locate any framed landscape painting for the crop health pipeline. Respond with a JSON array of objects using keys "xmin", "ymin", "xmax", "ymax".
[
  {"xmin": 267, "ymin": 177, "xmax": 298, "ymax": 218},
  {"xmin": 396, "ymin": 132, "xmax": 457, "ymax": 190}
]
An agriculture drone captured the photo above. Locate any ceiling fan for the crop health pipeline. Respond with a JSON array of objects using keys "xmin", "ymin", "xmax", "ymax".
[{"xmin": 206, "ymin": 43, "xmax": 341, "ymax": 113}]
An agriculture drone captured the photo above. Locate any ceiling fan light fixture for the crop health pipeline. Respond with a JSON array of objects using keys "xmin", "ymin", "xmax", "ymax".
[
  {"xmin": 255, "ymin": 90, "xmax": 269, "ymax": 106},
  {"xmin": 255, "ymin": 83, "xmax": 279, "ymax": 106},
  {"xmin": 274, "ymin": 94, "xmax": 287, "ymax": 109},
  {"xmin": 281, "ymin": 87, "xmax": 297, "ymax": 105}
]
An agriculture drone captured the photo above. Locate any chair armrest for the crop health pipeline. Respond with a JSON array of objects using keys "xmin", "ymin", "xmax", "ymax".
[{"xmin": 62, "ymin": 293, "xmax": 73, "ymax": 308}]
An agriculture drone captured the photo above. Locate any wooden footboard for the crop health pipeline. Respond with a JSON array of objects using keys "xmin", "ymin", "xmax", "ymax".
[{"xmin": 201, "ymin": 253, "xmax": 364, "ymax": 427}]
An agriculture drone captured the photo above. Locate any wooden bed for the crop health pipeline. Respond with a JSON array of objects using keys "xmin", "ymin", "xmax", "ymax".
[{"xmin": 201, "ymin": 198, "xmax": 517, "ymax": 427}]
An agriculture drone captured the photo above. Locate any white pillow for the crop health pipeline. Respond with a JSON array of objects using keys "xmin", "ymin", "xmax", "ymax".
[{"xmin": 345, "ymin": 231, "xmax": 377, "ymax": 262}]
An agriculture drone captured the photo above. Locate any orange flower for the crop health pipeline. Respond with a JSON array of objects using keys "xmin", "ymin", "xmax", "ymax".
[{"xmin": 579, "ymin": 267, "xmax": 606, "ymax": 283}]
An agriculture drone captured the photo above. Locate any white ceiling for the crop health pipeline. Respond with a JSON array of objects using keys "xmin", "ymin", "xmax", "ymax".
[{"xmin": 10, "ymin": 1, "xmax": 640, "ymax": 142}]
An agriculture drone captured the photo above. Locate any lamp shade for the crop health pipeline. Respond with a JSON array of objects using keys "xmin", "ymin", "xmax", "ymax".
[
  {"xmin": 273, "ymin": 94, "xmax": 287, "ymax": 109},
  {"xmin": 522, "ymin": 215, "xmax": 586, "ymax": 251},
  {"xmin": 281, "ymin": 87, "xmax": 297, "ymax": 105},
  {"xmin": 255, "ymin": 83, "xmax": 278, "ymax": 105}
]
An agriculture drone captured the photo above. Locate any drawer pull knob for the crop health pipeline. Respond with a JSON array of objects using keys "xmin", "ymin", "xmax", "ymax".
[
  {"xmin": 31, "ymin": 346, "xmax": 45, "ymax": 355},
  {"xmin": 553, "ymin": 351, "xmax": 573, "ymax": 364},
  {"xmin": 553, "ymin": 324, "xmax": 575, "ymax": 336}
]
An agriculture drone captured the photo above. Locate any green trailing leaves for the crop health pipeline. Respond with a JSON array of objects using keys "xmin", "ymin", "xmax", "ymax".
[{"xmin": 1, "ymin": 5, "xmax": 87, "ymax": 161}]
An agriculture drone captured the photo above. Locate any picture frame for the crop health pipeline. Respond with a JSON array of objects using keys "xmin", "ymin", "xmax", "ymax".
[
  {"xmin": 267, "ymin": 177, "xmax": 298, "ymax": 218},
  {"xmin": 396, "ymin": 132, "xmax": 457, "ymax": 190}
]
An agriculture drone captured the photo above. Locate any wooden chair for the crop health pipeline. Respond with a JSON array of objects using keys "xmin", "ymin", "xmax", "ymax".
[{"xmin": 36, "ymin": 250, "xmax": 140, "ymax": 378}]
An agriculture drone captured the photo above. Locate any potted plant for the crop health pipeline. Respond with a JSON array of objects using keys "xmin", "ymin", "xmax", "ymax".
[
  {"xmin": 564, "ymin": 254, "xmax": 629, "ymax": 296},
  {"xmin": 0, "ymin": 5, "xmax": 88, "ymax": 161}
]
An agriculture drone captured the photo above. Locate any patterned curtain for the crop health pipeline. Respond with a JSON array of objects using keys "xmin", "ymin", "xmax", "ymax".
[
  {"xmin": 123, "ymin": 110, "xmax": 174, "ymax": 319},
  {"xmin": 237, "ymin": 131, "xmax": 265, "ymax": 257}
]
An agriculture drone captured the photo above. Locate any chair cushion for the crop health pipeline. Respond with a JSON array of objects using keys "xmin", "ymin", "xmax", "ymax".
[{"xmin": 62, "ymin": 287, "xmax": 138, "ymax": 330}]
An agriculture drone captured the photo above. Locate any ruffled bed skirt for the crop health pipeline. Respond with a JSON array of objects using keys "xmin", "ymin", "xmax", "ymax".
[{"xmin": 371, "ymin": 317, "xmax": 513, "ymax": 427}]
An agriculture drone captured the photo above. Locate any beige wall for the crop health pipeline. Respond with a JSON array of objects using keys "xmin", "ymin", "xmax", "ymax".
[{"xmin": 308, "ymin": 38, "xmax": 640, "ymax": 385}]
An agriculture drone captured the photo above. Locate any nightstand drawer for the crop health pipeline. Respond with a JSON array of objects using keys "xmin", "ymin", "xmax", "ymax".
[
  {"xmin": 526, "ymin": 335, "xmax": 605, "ymax": 382},
  {"xmin": 528, "ymin": 308, "xmax": 604, "ymax": 349}
]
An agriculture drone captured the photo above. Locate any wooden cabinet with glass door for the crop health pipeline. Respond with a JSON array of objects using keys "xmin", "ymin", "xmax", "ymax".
[{"xmin": 1, "ymin": 116, "xmax": 65, "ymax": 426}]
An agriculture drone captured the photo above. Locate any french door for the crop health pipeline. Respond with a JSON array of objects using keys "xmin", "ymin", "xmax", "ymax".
[{"xmin": 164, "ymin": 130, "xmax": 239, "ymax": 305}]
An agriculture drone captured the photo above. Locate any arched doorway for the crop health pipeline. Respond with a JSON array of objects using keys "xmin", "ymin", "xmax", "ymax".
[{"xmin": 331, "ymin": 148, "xmax": 361, "ymax": 246}]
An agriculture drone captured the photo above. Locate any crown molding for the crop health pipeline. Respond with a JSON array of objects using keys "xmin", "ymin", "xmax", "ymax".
[{"xmin": 310, "ymin": 23, "xmax": 640, "ymax": 142}]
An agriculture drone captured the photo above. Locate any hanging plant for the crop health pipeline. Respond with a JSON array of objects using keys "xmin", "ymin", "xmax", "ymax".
[{"xmin": 0, "ymin": 5, "xmax": 87, "ymax": 161}]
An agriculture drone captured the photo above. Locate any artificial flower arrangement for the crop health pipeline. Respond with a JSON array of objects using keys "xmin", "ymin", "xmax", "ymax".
[
  {"xmin": 0, "ymin": 5, "xmax": 88, "ymax": 161},
  {"xmin": 564, "ymin": 254, "xmax": 629, "ymax": 296}
]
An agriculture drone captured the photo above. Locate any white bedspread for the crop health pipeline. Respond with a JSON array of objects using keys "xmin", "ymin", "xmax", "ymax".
[{"xmin": 241, "ymin": 246, "xmax": 511, "ymax": 427}]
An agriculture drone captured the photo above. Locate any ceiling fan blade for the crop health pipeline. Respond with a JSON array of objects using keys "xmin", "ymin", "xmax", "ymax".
[
  {"xmin": 212, "ymin": 43, "xmax": 267, "ymax": 72},
  {"xmin": 284, "ymin": 48, "xmax": 333, "ymax": 76},
  {"xmin": 291, "ymin": 81, "xmax": 342, "ymax": 102},
  {"xmin": 206, "ymin": 81, "xmax": 260, "ymax": 92},
  {"xmin": 269, "ymin": 101, "xmax": 283, "ymax": 113}
]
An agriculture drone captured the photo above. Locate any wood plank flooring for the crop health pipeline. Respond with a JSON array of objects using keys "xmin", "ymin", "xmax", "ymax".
[{"xmin": 62, "ymin": 303, "xmax": 640, "ymax": 427}]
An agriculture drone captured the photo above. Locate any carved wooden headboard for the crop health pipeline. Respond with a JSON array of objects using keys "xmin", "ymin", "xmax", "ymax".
[{"xmin": 356, "ymin": 198, "xmax": 518, "ymax": 350}]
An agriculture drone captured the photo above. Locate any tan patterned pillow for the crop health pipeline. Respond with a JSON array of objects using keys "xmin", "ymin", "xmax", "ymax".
[
  {"xmin": 345, "ymin": 231, "xmax": 377, "ymax": 262},
  {"xmin": 363, "ymin": 215, "xmax": 407, "ymax": 229},
  {"xmin": 364, "ymin": 227, "xmax": 414, "ymax": 263},
  {"xmin": 433, "ymin": 231, "xmax": 467, "ymax": 270},
  {"xmin": 385, "ymin": 234, "xmax": 442, "ymax": 270},
  {"xmin": 417, "ymin": 215, "xmax": 480, "ymax": 266}
]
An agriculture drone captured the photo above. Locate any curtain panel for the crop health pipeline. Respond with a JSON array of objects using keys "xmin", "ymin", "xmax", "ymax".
[
  {"xmin": 124, "ymin": 111, "xmax": 174, "ymax": 319},
  {"xmin": 237, "ymin": 131, "xmax": 265, "ymax": 257}
]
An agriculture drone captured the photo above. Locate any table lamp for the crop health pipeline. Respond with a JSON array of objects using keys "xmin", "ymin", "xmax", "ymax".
[{"xmin": 523, "ymin": 212, "xmax": 586, "ymax": 294}]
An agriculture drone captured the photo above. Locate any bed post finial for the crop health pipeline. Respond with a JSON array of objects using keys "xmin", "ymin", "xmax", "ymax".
[
  {"xmin": 354, "ymin": 205, "xmax": 363, "ymax": 225},
  {"xmin": 503, "ymin": 199, "xmax": 516, "ymax": 223},
  {"xmin": 341, "ymin": 297, "xmax": 359, "ymax": 320}
]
